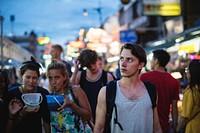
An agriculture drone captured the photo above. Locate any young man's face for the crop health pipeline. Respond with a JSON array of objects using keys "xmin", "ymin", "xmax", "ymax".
[
  {"xmin": 120, "ymin": 49, "xmax": 144, "ymax": 78},
  {"xmin": 97, "ymin": 59, "xmax": 104, "ymax": 69},
  {"xmin": 88, "ymin": 62, "xmax": 99, "ymax": 74},
  {"xmin": 150, "ymin": 57, "xmax": 158, "ymax": 70},
  {"xmin": 50, "ymin": 47, "xmax": 60, "ymax": 59}
]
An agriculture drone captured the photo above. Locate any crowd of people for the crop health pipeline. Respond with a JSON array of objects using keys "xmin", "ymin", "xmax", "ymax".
[{"xmin": 0, "ymin": 43, "xmax": 200, "ymax": 133}]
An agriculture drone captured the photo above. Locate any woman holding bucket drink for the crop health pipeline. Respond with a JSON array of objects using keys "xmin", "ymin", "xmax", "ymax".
[
  {"xmin": 46, "ymin": 60, "xmax": 93, "ymax": 133},
  {"xmin": 6, "ymin": 56, "xmax": 50, "ymax": 133}
]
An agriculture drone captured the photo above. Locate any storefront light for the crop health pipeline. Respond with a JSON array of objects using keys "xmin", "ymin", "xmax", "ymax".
[
  {"xmin": 171, "ymin": 72, "xmax": 182, "ymax": 79},
  {"xmin": 43, "ymin": 54, "xmax": 51, "ymax": 59},
  {"xmin": 107, "ymin": 56, "xmax": 120, "ymax": 63},
  {"xmin": 175, "ymin": 37, "xmax": 184, "ymax": 43},
  {"xmin": 190, "ymin": 30, "xmax": 200, "ymax": 36},
  {"xmin": 178, "ymin": 50, "xmax": 186, "ymax": 57},
  {"xmin": 96, "ymin": 46, "xmax": 107, "ymax": 53},
  {"xmin": 148, "ymin": 53, "xmax": 154, "ymax": 61},
  {"xmin": 152, "ymin": 40, "xmax": 166, "ymax": 46},
  {"xmin": 8, "ymin": 59, "xmax": 13, "ymax": 63}
]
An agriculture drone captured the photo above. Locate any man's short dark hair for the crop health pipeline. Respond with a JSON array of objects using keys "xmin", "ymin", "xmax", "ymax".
[
  {"xmin": 78, "ymin": 49, "xmax": 98, "ymax": 68},
  {"xmin": 52, "ymin": 44, "xmax": 63, "ymax": 53},
  {"xmin": 152, "ymin": 49, "xmax": 170, "ymax": 67},
  {"xmin": 120, "ymin": 43, "xmax": 147, "ymax": 66}
]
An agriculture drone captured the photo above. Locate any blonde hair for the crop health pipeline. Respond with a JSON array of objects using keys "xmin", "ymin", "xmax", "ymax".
[{"xmin": 47, "ymin": 60, "xmax": 70, "ymax": 88}]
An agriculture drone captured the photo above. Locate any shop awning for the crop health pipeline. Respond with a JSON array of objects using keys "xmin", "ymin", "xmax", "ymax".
[{"xmin": 144, "ymin": 26, "xmax": 200, "ymax": 54}]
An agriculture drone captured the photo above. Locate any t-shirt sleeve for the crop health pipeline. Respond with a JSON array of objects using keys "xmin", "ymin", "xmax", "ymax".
[
  {"xmin": 173, "ymin": 80, "xmax": 180, "ymax": 101},
  {"xmin": 180, "ymin": 89, "xmax": 193, "ymax": 118},
  {"xmin": 140, "ymin": 73, "xmax": 147, "ymax": 81}
]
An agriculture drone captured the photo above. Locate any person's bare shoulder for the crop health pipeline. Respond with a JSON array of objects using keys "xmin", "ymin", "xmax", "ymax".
[
  {"xmin": 71, "ymin": 85, "xmax": 86, "ymax": 99},
  {"xmin": 71, "ymin": 85, "xmax": 81, "ymax": 94},
  {"xmin": 98, "ymin": 86, "xmax": 106, "ymax": 100},
  {"xmin": 107, "ymin": 72, "xmax": 115, "ymax": 81}
]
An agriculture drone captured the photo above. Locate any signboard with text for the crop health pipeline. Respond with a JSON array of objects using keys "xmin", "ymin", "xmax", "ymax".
[{"xmin": 120, "ymin": 30, "xmax": 137, "ymax": 43}]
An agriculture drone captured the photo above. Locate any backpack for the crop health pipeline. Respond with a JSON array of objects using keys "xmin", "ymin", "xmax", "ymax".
[{"xmin": 104, "ymin": 80, "xmax": 157, "ymax": 133}]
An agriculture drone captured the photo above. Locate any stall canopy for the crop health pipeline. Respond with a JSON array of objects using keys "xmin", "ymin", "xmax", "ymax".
[{"xmin": 144, "ymin": 26, "xmax": 200, "ymax": 54}]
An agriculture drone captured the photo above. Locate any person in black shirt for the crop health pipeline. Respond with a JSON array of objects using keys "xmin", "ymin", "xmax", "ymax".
[
  {"xmin": 0, "ymin": 69, "xmax": 9, "ymax": 133},
  {"xmin": 70, "ymin": 49, "xmax": 114, "ymax": 123},
  {"xmin": 6, "ymin": 57, "xmax": 50, "ymax": 133}
]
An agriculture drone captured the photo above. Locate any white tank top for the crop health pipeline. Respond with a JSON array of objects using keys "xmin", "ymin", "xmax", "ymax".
[{"xmin": 110, "ymin": 81, "xmax": 154, "ymax": 133}]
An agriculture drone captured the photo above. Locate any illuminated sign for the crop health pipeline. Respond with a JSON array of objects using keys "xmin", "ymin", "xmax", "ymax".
[
  {"xmin": 120, "ymin": 30, "xmax": 137, "ymax": 43},
  {"xmin": 143, "ymin": 0, "xmax": 181, "ymax": 16},
  {"xmin": 37, "ymin": 36, "xmax": 51, "ymax": 45},
  {"xmin": 179, "ymin": 44, "xmax": 194, "ymax": 53},
  {"xmin": 68, "ymin": 41, "xmax": 84, "ymax": 49}
]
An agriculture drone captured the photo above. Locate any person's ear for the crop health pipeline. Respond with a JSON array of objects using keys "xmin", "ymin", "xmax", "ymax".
[
  {"xmin": 138, "ymin": 62, "xmax": 145, "ymax": 70},
  {"xmin": 154, "ymin": 58, "xmax": 159, "ymax": 65}
]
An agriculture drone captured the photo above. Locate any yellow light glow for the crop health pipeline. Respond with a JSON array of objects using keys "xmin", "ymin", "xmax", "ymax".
[
  {"xmin": 171, "ymin": 72, "xmax": 182, "ymax": 79},
  {"xmin": 143, "ymin": 3, "xmax": 181, "ymax": 16},
  {"xmin": 178, "ymin": 44, "xmax": 195, "ymax": 53}
]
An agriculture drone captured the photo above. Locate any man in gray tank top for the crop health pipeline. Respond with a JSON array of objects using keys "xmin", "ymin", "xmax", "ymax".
[{"xmin": 94, "ymin": 43, "xmax": 162, "ymax": 133}]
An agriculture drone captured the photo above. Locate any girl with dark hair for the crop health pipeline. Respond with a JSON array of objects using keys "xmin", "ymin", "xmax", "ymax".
[
  {"xmin": 176, "ymin": 59, "xmax": 200, "ymax": 133},
  {"xmin": 6, "ymin": 57, "xmax": 50, "ymax": 133}
]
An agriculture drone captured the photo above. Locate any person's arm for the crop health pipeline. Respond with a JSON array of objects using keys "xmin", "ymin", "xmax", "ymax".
[
  {"xmin": 72, "ymin": 87, "xmax": 92, "ymax": 121},
  {"xmin": 5, "ymin": 99, "xmax": 23, "ymax": 133},
  {"xmin": 58, "ymin": 87, "xmax": 92, "ymax": 121},
  {"xmin": 43, "ymin": 120, "xmax": 51, "ymax": 133},
  {"xmin": 172, "ymin": 100, "xmax": 178, "ymax": 130},
  {"xmin": 176, "ymin": 116, "xmax": 188, "ymax": 132},
  {"xmin": 94, "ymin": 87, "xmax": 106, "ymax": 133},
  {"xmin": 70, "ymin": 59, "xmax": 80, "ymax": 85},
  {"xmin": 153, "ymin": 107, "xmax": 162, "ymax": 133}
]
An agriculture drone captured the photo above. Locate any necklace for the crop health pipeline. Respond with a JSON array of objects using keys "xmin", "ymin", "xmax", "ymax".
[{"xmin": 52, "ymin": 86, "xmax": 69, "ymax": 95}]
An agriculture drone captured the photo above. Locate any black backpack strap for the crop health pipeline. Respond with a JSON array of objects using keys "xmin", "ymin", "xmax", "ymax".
[
  {"xmin": 105, "ymin": 80, "xmax": 123, "ymax": 132},
  {"xmin": 110, "ymin": 72, "xmax": 117, "ymax": 80},
  {"xmin": 143, "ymin": 82, "xmax": 157, "ymax": 109},
  {"xmin": 101, "ymin": 70, "xmax": 108, "ymax": 86},
  {"xmin": 105, "ymin": 80, "xmax": 116, "ymax": 133}
]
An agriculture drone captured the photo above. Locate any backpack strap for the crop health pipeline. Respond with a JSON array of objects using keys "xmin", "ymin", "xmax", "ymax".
[
  {"xmin": 105, "ymin": 80, "xmax": 123, "ymax": 132},
  {"xmin": 105, "ymin": 81, "xmax": 155, "ymax": 132},
  {"xmin": 101, "ymin": 70, "xmax": 108, "ymax": 86},
  {"xmin": 105, "ymin": 80, "xmax": 117, "ymax": 133},
  {"xmin": 143, "ymin": 82, "xmax": 157, "ymax": 109}
]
